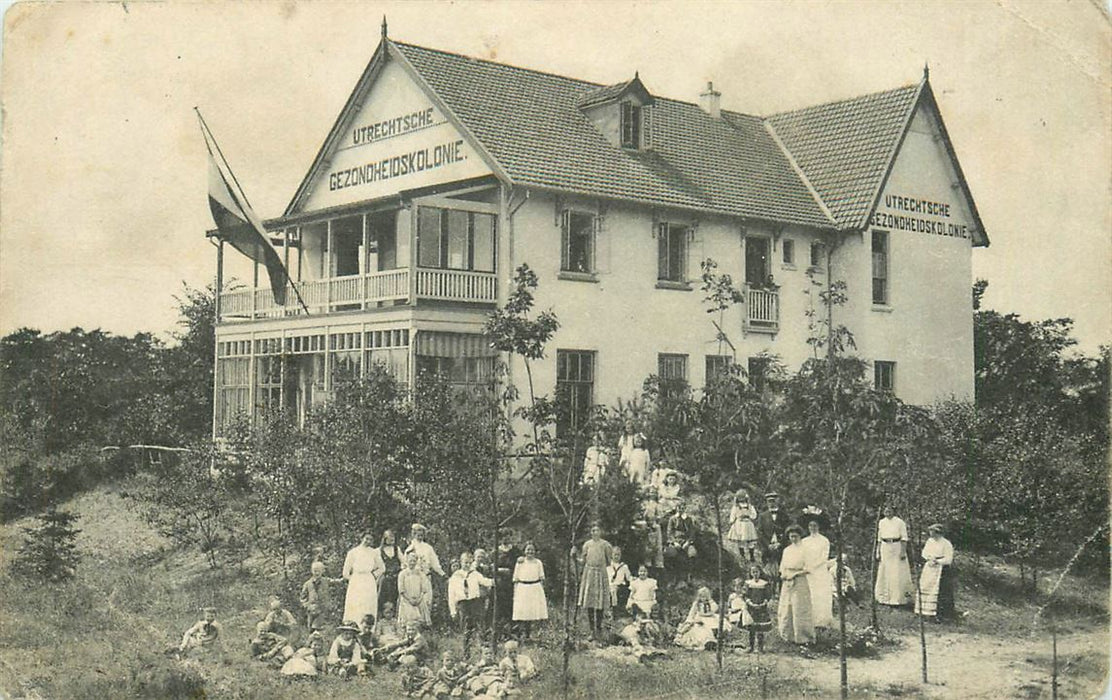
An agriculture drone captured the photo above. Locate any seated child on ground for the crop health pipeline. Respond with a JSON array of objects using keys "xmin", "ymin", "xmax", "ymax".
[
  {"xmin": 462, "ymin": 647, "xmax": 505, "ymax": 697},
  {"xmin": 674, "ymin": 586, "xmax": 730, "ymax": 650},
  {"xmin": 259, "ymin": 596, "xmax": 299, "ymax": 640},
  {"xmin": 428, "ymin": 650, "xmax": 471, "ymax": 698},
  {"xmin": 376, "ymin": 602, "xmax": 401, "ymax": 644},
  {"xmin": 178, "ymin": 607, "xmax": 223, "ymax": 657},
  {"xmin": 618, "ymin": 608, "xmax": 669, "ymax": 663},
  {"xmin": 375, "ymin": 620, "xmax": 428, "ymax": 668},
  {"xmin": 498, "ymin": 640, "xmax": 537, "ymax": 693},
  {"xmin": 358, "ymin": 613, "xmax": 378, "ymax": 650},
  {"xmin": 250, "ymin": 629, "xmax": 295, "ymax": 665},
  {"xmin": 327, "ymin": 621, "xmax": 368, "ymax": 678},
  {"xmin": 280, "ymin": 628, "xmax": 328, "ymax": 677},
  {"xmin": 398, "ymin": 656, "xmax": 435, "ymax": 697}
]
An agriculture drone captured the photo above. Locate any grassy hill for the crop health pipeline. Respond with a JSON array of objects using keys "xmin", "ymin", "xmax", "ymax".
[{"xmin": 0, "ymin": 481, "xmax": 1107, "ymax": 699}]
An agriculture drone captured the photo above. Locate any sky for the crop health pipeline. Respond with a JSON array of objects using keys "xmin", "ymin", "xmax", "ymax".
[{"xmin": 1, "ymin": 1, "xmax": 1109, "ymax": 352}]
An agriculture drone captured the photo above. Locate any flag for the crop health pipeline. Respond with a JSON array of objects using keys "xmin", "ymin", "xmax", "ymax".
[{"xmin": 199, "ymin": 112, "xmax": 294, "ymax": 307}]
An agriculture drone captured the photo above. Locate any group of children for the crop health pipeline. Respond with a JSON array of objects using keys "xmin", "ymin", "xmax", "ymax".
[{"xmin": 175, "ymin": 591, "xmax": 538, "ymax": 698}]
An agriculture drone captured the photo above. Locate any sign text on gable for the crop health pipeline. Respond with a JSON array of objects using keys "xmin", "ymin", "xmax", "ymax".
[
  {"xmin": 871, "ymin": 194, "xmax": 969, "ymax": 239},
  {"xmin": 351, "ymin": 108, "xmax": 437, "ymax": 146}
]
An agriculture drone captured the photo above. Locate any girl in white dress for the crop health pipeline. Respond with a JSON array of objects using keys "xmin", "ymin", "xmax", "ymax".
[
  {"xmin": 725, "ymin": 490, "xmax": 760, "ymax": 563},
  {"xmin": 512, "ymin": 542, "xmax": 548, "ymax": 639}
]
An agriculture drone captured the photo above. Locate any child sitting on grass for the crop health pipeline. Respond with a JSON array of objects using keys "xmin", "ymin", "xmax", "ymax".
[
  {"xmin": 327, "ymin": 621, "xmax": 368, "ymax": 678},
  {"xmin": 462, "ymin": 647, "xmax": 505, "ymax": 697},
  {"xmin": 428, "ymin": 650, "xmax": 471, "ymax": 698},
  {"xmin": 358, "ymin": 613, "xmax": 378, "ymax": 650},
  {"xmin": 372, "ymin": 620, "xmax": 429, "ymax": 668},
  {"xmin": 398, "ymin": 656, "xmax": 435, "ymax": 697},
  {"xmin": 498, "ymin": 639, "xmax": 537, "ymax": 693},
  {"xmin": 674, "ymin": 587, "xmax": 729, "ymax": 650},
  {"xmin": 280, "ymin": 628, "xmax": 327, "ymax": 677},
  {"xmin": 258, "ymin": 595, "xmax": 299, "ymax": 643},
  {"xmin": 177, "ymin": 607, "xmax": 223, "ymax": 658}
]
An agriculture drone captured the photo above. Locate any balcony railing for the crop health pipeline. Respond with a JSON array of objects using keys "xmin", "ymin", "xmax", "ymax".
[
  {"xmin": 219, "ymin": 268, "xmax": 497, "ymax": 321},
  {"xmin": 745, "ymin": 286, "xmax": 779, "ymax": 332}
]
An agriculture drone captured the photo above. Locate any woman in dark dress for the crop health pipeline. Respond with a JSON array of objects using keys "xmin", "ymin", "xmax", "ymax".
[{"xmin": 377, "ymin": 529, "xmax": 403, "ymax": 618}]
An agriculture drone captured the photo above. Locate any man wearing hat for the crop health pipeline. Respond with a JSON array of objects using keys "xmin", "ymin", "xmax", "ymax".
[{"xmin": 757, "ymin": 492, "xmax": 792, "ymax": 581}]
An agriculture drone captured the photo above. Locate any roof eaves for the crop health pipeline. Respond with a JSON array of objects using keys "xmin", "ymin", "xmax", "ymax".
[
  {"xmin": 918, "ymin": 82, "xmax": 990, "ymax": 247},
  {"xmin": 762, "ymin": 118, "xmax": 838, "ymax": 228},
  {"xmin": 283, "ymin": 38, "xmax": 392, "ymax": 217},
  {"xmin": 854, "ymin": 79, "xmax": 926, "ymax": 232},
  {"xmin": 389, "ymin": 42, "xmax": 515, "ymax": 187}
]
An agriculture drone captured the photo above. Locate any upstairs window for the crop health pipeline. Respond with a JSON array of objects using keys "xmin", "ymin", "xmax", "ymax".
[
  {"xmin": 782, "ymin": 239, "xmax": 795, "ymax": 265},
  {"xmin": 874, "ymin": 360, "xmax": 895, "ymax": 393},
  {"xmin": 656, "ymin": 223, "xmax": 689, "ymax": 283},
  {"xmin": 620, "ymin": 101, "xmax": 642, "ymax": 149},
  {"xmin": 561, "ymin": 210, "xmax": 597, "ymax": 274},
  {"xmin": 810, "ymin": 241, "xmax": 826, "ymax": 269},
  {"xmin": 417, "ymin": 207, "xmax": 496, "ymax": 272},
  {"xmin": 872, "ymin": 230, "xmax": 889, "ymax": 305}
]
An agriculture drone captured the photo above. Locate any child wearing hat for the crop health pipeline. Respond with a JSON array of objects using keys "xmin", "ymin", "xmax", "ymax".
[{"xmin": 327, "ymin": 621, "xmax": 368, "ymax": 677}]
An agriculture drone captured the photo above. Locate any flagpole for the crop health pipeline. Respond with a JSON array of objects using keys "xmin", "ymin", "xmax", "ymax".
[{"xmin": 195, "ymin": 108, "xmax": 310, "ymax": 315}]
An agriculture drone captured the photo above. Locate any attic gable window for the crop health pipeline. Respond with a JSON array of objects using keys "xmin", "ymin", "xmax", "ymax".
[{"xmin": 621, "ymin": 101, "xmax": 642, "ymax": 149}]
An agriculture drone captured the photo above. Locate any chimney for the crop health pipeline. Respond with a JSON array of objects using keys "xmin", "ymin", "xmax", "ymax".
[{"xmin": 700, "ymin": 81, "xmax": 721, "ymax": 119}]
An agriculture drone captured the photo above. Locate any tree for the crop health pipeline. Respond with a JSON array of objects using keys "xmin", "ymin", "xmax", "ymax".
[{"xmin": 12, "ymin": 509, "xmax": 81, "ymax": 582}]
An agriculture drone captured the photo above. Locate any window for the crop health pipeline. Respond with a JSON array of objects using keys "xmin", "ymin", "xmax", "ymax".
[
  {"xmin": 810, "ymin": 241, "xmax": 826, "ymax": 269},
  {"xmin": 561, "ymin": 211, "xmax": 596, "ymax": 273},
  {"xmin": 416, "ymin": 356, "xmax": 495, "ymax": 389},
  {"xmin": 620, "ymin": 101, "xmax": 641, "ymax": 149},
  {"xmin": 782, "ymin": 239, "xmax": 795, "ymax": 265},
  {"xmin": 216, "ymin": 353, "xmax": 250, "ymax": 432},
  {"xmin": 657, "ymin": 223, "xmax": 689, "ymax": 283},
  {"xmin": 748, "ymin": 356, "xmax": 770, "ymax": 392},
  {"xmin": 745, "ymin": 236, "xmax": 771, "ymax": 286},
  {"xmin": 872, "ymin": 230, "xmax": 889, "ymax": 305},
  {"xmin": 705, "ymin": 355, "xmax": 732, "ymax": 384},
  {"xmin": 417, "ymin": 207, "xmax": 496, "ymax": 272},
  {"xmin": 874, "ymin": 361, "xmax": 896, "ymax": 393},
  {"xmin": 658, "ymin": 353, "xmax": 689, "ymax": 397},
  {"xmin": 556, "ymin": 350, "xmax": 595, "ymax": 436}
]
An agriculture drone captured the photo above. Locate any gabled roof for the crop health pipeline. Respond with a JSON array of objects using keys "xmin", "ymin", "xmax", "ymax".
[
  {"xmin": 284, "ymin": 38, "xmax": 985, "ymax": 242},
  {"xmin": 577, "ymin": 75, "xmax": 655, "ymax": 109},
  {"xmin": 391, "ymin": 41, "xmax": 833, "ymax": 229},
  {"xmin": 766, "ymin": 83, "xmax": 921, "ymax": 229}
]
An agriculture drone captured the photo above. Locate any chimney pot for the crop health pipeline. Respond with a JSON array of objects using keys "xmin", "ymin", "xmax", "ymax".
[{"xmin": 700, "ymin": 81, "xmax": 722, "ymax": 119}]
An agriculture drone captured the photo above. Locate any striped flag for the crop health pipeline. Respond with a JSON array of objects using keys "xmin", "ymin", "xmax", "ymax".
[{"xmin": 198, "ymin": 111, "xmax": 295, "ymax": 307}]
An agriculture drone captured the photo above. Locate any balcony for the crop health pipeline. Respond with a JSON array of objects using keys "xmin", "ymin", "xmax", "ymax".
[
  {"xmin": 745, "ymin": 286, "xmax": 779, "ymax": 333},
  {"xmin": 218, "ymin": 268, "xmax": 497, "ymax": 321}
]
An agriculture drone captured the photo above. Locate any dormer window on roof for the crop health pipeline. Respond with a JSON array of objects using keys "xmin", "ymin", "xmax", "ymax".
[{"xmin": 578, "ymin": 74, "xmax": 655, "ymax": 151}]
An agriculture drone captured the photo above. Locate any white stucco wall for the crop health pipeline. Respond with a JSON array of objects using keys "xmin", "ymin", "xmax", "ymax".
[
  {"xmin": 844, "ymin": 103, "xmax": 977, "ymax": 404},
  {"xmin": 508, "ymin": 191, "xmax": 831, "ymax": 407}
]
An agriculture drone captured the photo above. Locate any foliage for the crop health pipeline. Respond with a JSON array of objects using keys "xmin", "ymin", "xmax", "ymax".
[
  {"xmin": 0, "ymin": 444, "xmax": 125, "ymax": 522},
  {"xmin": 12, "ymin": 509, "xmax": 82, "ymax": 583},
  {"xmin": 134, "ymin": 447, "xmax": 248, "ymax": 570}
]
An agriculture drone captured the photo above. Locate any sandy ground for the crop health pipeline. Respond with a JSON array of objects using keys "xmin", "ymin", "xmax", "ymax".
[{"xmin": 786, "ymin": 627, "xmax": 1110, "ymax": 699}]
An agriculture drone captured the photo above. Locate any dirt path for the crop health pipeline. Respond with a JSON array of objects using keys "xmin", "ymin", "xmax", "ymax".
[{"xmin": 789, "ymin": 627, "xmax": 1109, "ymax": 699}]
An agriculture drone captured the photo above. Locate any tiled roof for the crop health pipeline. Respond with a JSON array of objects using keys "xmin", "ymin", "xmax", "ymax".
[
  {"xmin": 766, "ymin": 84, "xmax": 921, "ymax": 229},
  {"xmin": 394, "ymin": 42, "xmax": 836, "ymax": 229}
]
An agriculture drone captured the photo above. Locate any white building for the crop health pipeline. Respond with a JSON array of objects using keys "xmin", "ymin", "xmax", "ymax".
[{"xmin": 212, "ymin": 33, "xmax": 988, "ymax": 435}]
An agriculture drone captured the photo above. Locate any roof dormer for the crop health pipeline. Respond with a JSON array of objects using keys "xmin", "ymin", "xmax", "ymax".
[{"xmin": 578, "ymin": 74, "xmax": 655, "ymax": 150}]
